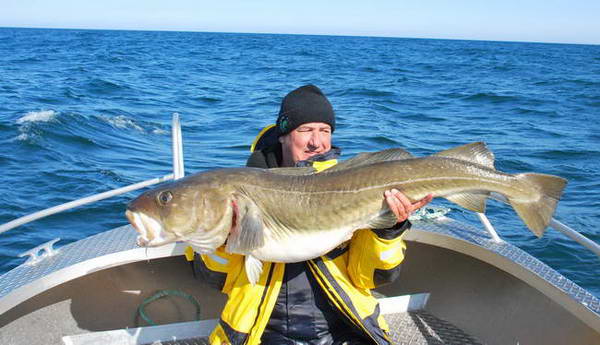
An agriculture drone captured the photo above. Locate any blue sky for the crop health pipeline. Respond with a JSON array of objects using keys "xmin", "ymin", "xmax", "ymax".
[{"xmin": 2, "ymin": 0, "xmax": 599, "ymax": 44}]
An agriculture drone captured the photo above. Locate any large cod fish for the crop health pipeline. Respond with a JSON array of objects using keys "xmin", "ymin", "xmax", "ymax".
[{"xmin": 126, "ymin": 142, "xmax": 566, "ymax": 284}]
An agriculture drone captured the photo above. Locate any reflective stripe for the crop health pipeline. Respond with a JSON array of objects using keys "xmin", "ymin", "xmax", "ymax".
[
  {"xmin": 209, "ymin": 253, "xmax": 229, "ymax": 265},
  {"xmin": 379, "ymin": 248, "xmax": 396, "ymax": 262},
  {"xmin": 308, "ymin": 259, "xmax": 376, "ymax": 342},
  {"xmin": 306, "ymin": 261, "xmax": 354, "ymax": 324},
  {"xmin": 309, "ymin": 258, "xmax": 390, "ymax": 345},
  {"xmin": 219, "ymin": 319, "xmax": 249, "ymax": 345}
]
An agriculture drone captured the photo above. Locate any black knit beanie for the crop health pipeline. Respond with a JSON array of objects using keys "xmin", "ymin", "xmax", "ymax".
[{"xmin": 276, "ymin": 85, "xmax": 336, "ymax": 136}]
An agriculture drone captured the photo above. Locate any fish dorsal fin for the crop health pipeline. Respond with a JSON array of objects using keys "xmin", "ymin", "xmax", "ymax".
[
  {"xmin": 226, "ymin": 194, "xmax": 265, "ymax": 255},
  {"xmin": 325, "ymin": 148, "xmax": 415, "ymax": 173},
  {"xmin": 432, "ymin": 142, "xmax": 495, "ymax": 168}
]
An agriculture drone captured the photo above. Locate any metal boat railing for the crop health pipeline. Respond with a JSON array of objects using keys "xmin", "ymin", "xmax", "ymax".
[
  {"xmin": 487, "ymin": 193, "xmax": 600, "ymax": 257},
  {"xmin": 0, "ymin": 113, "xmax": 185, "ymax": 236},
  {"xmin": 0, "ymin": 114, "xmax": 599, "ymax": 262}
]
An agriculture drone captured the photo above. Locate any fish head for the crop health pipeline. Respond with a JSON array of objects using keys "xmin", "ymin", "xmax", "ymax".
[{"xmin": 125, "ymin": 176, "xmax": 234, "ymax": 252}]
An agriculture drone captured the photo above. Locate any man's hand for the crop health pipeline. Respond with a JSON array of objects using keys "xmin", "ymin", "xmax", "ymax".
[{"xmin": 384, "ymin": 189, "xmax": 433, "ymax": 223}]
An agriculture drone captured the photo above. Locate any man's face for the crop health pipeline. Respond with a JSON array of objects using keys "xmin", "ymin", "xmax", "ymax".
[{"xmin": 279, "ymin": 122, "xmax": 332, "ymax": 167}]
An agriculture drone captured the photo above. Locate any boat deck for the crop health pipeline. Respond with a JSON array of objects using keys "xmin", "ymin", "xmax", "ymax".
[
  {"xmin": 385, "ymin": 310, "xmax": 482, "ymax": 345},
  {"xmin": 142, "ymin": 310, "xmax": 483, "ymax": 345}
]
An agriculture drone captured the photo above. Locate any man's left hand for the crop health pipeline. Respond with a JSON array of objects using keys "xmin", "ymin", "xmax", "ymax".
[{"xmin": 384, "ymin": 189, "xmax": 433, "ymax": 223}]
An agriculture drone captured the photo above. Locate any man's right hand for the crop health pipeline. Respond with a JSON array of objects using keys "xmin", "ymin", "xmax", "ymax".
[{"xmin": 384, "ymin": 189, "xmax": 433, "ymax": 223}]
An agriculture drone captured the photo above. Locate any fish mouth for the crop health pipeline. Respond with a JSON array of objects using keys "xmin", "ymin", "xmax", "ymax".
[{"xmin": 125, "ymin": 209, "xmax": 174, "ymax": 247}]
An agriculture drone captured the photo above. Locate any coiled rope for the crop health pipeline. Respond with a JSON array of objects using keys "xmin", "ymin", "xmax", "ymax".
[{"xmin": 135, "ymin": 289, "xmax": 202, "ymax": 326}]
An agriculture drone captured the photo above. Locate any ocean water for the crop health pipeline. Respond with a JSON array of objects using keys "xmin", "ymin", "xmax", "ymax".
[{"xmin": 0, "ymin": 28, "xmax": 599, "ymax": 297}]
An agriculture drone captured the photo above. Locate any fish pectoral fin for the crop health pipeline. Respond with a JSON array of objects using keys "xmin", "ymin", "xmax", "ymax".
[
  {"xmin": 432, "ymin": 142, "xmax": 495, "ymax": 168},
  {"xmin": 365, "ymin": 210, "xmax": 400, "ymax": 230},
  {"xmin": 445, "ymin": 192, "xmax": 489, "ymax": 213},
  {"xmin": 244, "ymin": 255, "xmax": 264, "ymax": 285},
  {"xmin": 226, "ymin": 195, "xmax": 265, "ymax": 255}
]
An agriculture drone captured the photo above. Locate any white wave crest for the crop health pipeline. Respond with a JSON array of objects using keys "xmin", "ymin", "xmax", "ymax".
[
  {"xmin": 16, "ymin": 110, "xmax": 57, "ymax": 124},
  {"xmin": 16, "ymin": 133, "xmax": 30, "ymax": 141},
  {"xmin": 152, "ymin": 128, "xmax": 169, "ymax": 135},
  {"xmin": 105, "ymin": 115, "xmax": 145, "ymax": 132}
]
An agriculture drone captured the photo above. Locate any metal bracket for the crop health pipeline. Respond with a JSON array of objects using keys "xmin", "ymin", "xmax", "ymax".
[{"xmin": 18, "ymin": 238, "xmax": 61, "ymax": 266}]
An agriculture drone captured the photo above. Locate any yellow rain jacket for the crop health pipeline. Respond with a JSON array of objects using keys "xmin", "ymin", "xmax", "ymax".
[{"xmin": 201, "ymin": 227, "xmax": 407, "ymax": 345}]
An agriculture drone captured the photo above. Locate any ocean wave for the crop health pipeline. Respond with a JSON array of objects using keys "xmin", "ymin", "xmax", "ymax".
[
  {"xmin": 530, "ymin": 149, "xmax": 597, "ymax": 160},
  {"xmin": 95, "ymin": 114, "xmax": 169, "ymax": 138},
  {"xmin": 101, "ymin": 115, "xmax": 145, "ymax": 132},
  {"xmin": 461, "ymin": 92, "xmax": 519, "ymax": 103},
  {"xmin": 14, "ymin": 110, "xmax": 59, "ymax": 143},
  {"xmin": 152, "ymin": 128, "xmax": 169, "ymax": 135},
  {"xmin": 341, "ymin": 88, "xmax": 396, "ymax": 98},
  {"xmin": 359, "ymin": 66, "xmax": 381, "ymax": 73},
  {"xmin": 11, "ymin": 56, "xmax": 43, "ymax": 64},
  {"xmin": 98, "ymin": 169, "xmax": 125, "ymax": 183},
  {"xmin": 16, "ymin": 110, "xmax": 57, "ymax": 124},
  {"xmin": 366, "ymin": 135, "xmax": 398, "ymax": 146},
  {"xmin": 514, "ymin": 107, "xmax": 559, "ymax": 117},
  {"xmin": 372, "ymin": 102, "xmax": 406, "ymax": 114},
  {"xmin": 197, "ymin": 96, "xmax": 223, "ymax": 104},
  {"xmin": 84, "ymin": 78, "xmax": 129, "ymax": 94},
  {"xmin": 62, "ymin": 87, "xmax": 84, "ymax": 100},
  {"xmin": 533, "ymin": 78, "xmax": 599, "ymax": 88}
]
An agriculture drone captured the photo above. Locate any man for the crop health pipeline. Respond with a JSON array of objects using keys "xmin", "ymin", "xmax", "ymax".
[{"xmin": 194, "ymin": 85, "xmax": 432, "ymax": 345}]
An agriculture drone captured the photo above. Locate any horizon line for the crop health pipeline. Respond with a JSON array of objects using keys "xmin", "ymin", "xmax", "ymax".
[{"xmin": 1, "ymin": 25, "xmax": 597, "ymax": 47}]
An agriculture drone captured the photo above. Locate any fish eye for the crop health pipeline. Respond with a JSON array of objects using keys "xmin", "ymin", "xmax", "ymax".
[{"xmin": 157, "ymin": 191, "xmax": 173, "ymax": 205}]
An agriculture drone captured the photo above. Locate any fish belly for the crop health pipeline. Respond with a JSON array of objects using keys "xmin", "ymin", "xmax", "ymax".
[{"xmin": 250, "ymin": 226, "xmax": 354, "ymax": 263}]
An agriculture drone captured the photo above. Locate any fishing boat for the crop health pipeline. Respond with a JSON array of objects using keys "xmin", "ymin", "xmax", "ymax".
[{"xmin": 1, "ymin": 115, "xmax": 599, "ymax": 345}]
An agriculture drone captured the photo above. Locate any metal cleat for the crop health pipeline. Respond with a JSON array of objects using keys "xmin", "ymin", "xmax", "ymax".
[{"xmin": 18, "ymin": 238, "xmax": 61, "ymax": 266}]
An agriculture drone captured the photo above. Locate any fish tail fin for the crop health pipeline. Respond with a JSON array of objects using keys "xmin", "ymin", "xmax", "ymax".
[{"xmin": 508, "ymin": 173, "xmax": 567, "ymax": 237}]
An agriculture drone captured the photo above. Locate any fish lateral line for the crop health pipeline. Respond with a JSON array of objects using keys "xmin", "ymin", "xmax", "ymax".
[{"xmin": 237, "ymin": 175, "xmax": 518, "ymax": 197}]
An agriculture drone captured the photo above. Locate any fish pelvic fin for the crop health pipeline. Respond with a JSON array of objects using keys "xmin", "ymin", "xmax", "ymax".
[
  {"xmin": 432, "ymin": 142, "xmax": 495, "ymax": 169},
  {"xmin": 225, "ymin": 194, "xmax": 265, "ymax": 255},
  {"xmin": 244, "ymin": 255, "xmax": 264, "ymax": 285},
  {"xmin": 324, "ymin": 148, "xmax": 415, "ymax": 173},
  {"xmin": 445, "ymin": 192, "xmax": 489, "ymax": 213},
  {"xmin": 509, "ymin": 173, "xmax": 567, "ymax": 237}
]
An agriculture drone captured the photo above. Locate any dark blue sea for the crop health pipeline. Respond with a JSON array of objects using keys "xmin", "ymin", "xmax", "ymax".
[{"xmin": 0, "ymin": 28, "xmax": 599, "ymax": 297}]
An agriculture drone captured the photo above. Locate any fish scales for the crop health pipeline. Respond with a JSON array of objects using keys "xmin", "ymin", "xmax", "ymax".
[{"xmin": 240, "ymin": 158, "xmax": 514, "ymax": 232}]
